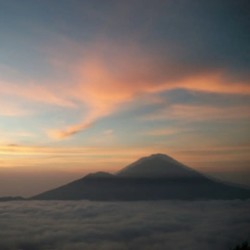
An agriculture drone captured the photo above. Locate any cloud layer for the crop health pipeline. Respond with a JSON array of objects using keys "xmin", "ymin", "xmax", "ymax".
[{"xmin": 0, "ymin": 200, "xmax": 249, "ymax": 250}]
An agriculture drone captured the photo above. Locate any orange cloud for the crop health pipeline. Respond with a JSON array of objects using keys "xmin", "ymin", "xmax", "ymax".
[
  {"xmin": 2, "ymin": 42, "xmax": 250, "ymax": 139},
  {"xmin": 47, "ymin": 42, "xmax": 250, "ymax": 138},
  {"xmin": 48, "ymin": 121, "xmax": 94, "ymax": 139},
  {"xmin": 0, "ymin": 143, "xmax": 166, "ymax": 171},
  {"xmin": 1, "ymin": 143, "xmax": 249, "ymax": 173},
  {"xmin": 177, "ymin": 73, "xmax": 250, "ymax": 95}
]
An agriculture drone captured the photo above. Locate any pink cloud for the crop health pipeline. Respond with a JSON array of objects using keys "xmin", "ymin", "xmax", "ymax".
[
  {"xmin": 2, "ymin": 41, "xmax": 250, "ymax": 138},
  {"xmin": 51, "ymin": 43, "xmax": 250, "ymax": 138}
]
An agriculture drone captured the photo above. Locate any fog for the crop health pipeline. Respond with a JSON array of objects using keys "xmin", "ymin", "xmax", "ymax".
[{"xmin": 0, "ymin": 200, "xmax": 249, "ymax": 250}]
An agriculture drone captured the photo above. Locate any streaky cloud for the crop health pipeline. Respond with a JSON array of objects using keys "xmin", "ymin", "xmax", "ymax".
[
  {"xmin": 48, "ymin": 42, "xmax": 250, "ymax": 138},
  {"xmin": 48, "ymin": 121, "xmax": 94, "ymax": 139}
]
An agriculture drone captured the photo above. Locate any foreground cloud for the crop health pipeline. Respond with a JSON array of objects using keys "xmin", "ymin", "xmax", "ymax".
[{"xmin": 0, "ymin": 200, "xmax": 249, "ymax": 250}]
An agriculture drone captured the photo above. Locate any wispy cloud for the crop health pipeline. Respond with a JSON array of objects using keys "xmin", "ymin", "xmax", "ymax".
[
  {"xmin": 143, "ymin": 127, "xmax": 189, "ymax": 137},
  {"xmin": 1, "ymin": 41, "xmax": 250, "ymax": 139},
  {"xmin": 0, "ymin": 100, "xmax": 30, "ymax": 117},
  {"xmin": 48, "ymin": 121, "xmax": 94, "ymax": 139},
  {"xmin": 0, "ymin": 79, "xmax": 76, "ymax": 108},
  {"xmin": 46, "ymin": 42, "xmax": 250, "ymax": 138},
  {"xmin": 142, "ymin": 104, "xmax": 250, "ymax": 122},
  {"xmin": 176, "ymin": 73, "xmax": 250, "ymax": 95},
  {"xmin": 1, "ymin": 142, "xmax": 250, "ymax": 167}
]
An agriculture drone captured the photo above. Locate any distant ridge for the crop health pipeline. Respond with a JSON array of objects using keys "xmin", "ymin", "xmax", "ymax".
[
  {"xmin": 0, "ymin": 196, "xmax": 25, "ymax": 202},
  {"xmin": 32, "ymin": 153, "xmax": 250, "ymax": 201}
]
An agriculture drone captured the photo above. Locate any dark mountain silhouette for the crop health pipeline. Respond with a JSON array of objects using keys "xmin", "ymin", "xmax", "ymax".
[
  {"xmin": 117, "ymin": 154, "xmax": 201, "ymax": 178},
  {"xmin": 32, "ymin": 154, "xmax": 250, "ymax": 201},
  {"xmin": 0, "ymin": 196, "xmax": 25, "ymax": 202}
]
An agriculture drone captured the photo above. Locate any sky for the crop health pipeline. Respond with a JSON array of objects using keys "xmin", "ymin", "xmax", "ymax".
[{"xmin": 0, "ymin": 0, "xmax": 250, "ymax": 196}]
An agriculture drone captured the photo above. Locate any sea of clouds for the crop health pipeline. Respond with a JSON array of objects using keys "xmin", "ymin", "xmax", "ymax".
[{"xmin": 0, "ymin": 200, "xmax": 250, "ymax": 250}]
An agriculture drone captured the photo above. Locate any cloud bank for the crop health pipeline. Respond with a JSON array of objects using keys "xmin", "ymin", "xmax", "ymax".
[{"xmin": 0, "ymin": 200, "xmax": 249, "ymax": 250}]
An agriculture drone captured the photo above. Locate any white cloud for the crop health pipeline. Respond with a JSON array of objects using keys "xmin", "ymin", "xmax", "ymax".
[{"xmin": 0, "ymin": 200, "xmax": 249, "ymax": 250}]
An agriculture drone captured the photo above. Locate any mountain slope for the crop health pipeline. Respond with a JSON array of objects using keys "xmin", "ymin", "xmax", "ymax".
[{"xmin": 32, "ymin": 154, "xmax": 250, "ymax": 201}]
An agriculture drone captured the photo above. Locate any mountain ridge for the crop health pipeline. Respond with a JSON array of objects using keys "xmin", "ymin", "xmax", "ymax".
[{"xmin": 32, "ymin": 153, "xmax": 250, "ymax": 201}]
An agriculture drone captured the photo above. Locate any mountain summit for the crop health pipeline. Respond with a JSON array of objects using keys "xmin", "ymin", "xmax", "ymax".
[
  {"xmin": 117, "ymin": 153, "xmax": 201, "ymax": 178},
  {"xmin": 32, "ymin": 153, "xmax": 250, "ymax": 201}
]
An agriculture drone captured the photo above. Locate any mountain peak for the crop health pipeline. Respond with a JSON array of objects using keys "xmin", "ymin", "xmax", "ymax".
[
  {"xmin": 85, "ymin": 171, "xmax": 114, "ymax": 179},
  {"xmin": 146, "ymin": 153, "xmax": 177, "ymax": 162},
  {"xmin": 116, "ymin": 153, "xmax": 199, "ymax": 178}
]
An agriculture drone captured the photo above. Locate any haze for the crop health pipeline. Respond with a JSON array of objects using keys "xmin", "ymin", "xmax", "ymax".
[{"xmin": 0, "ymin": 0, "xmax": 250, "ymax": 196}]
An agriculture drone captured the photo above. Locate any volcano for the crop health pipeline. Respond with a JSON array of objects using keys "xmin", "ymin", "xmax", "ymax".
[{"xmin": 32, "ymin": 154, "xmax": 250, "ymax": 201}]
